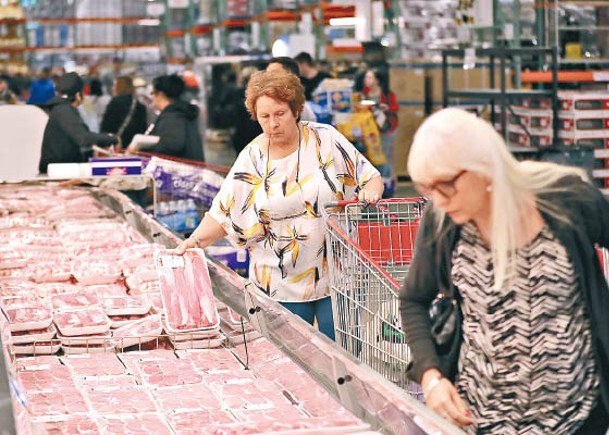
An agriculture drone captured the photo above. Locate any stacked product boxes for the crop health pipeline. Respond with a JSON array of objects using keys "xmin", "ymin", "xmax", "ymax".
[{"xmin": 557, "ymin": 91, "xmax": 609, "ymax": 194}]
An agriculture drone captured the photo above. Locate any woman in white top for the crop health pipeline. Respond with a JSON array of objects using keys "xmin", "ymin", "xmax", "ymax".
[{"xmin": 176, "ymin": 70, "xmax": 383, "ymax": 338}]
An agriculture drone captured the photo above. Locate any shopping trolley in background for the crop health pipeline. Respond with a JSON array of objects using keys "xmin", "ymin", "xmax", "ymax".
[{"xmin": 322, "ymin": 198, "xmax": 426, "ymax": 399}]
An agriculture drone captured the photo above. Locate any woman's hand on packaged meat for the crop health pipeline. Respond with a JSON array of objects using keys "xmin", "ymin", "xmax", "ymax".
[
  {"xmin": 174, "ymin": 236, "xmax": 199, "ymax": 255},
  {"xmin": 423, "ymin": 371, "xmax": 474, "ymax": 427}
]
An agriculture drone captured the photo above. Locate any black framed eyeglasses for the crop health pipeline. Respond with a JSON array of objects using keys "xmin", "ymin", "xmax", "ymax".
[{"xmin": 414, "ymin": 170, "xmax": 467, "ymax": 199}]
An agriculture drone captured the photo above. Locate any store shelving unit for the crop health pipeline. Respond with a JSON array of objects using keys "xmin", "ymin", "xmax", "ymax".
[
  {"xmin": 0, "ymin": 1, "xmax": 27, "ymax": 70},
  {"xmin": 545, "ymin": 0, "xmax": 609, "ymax": 65},
  {"xmin": 442, "ymin": 46, "xmax": 559, "ymax": 148}
]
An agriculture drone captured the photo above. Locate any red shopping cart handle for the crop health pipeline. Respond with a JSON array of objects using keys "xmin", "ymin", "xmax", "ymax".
[{"xmin": 326, "ymin": 197, "xmax": 427, "ymax": 208}]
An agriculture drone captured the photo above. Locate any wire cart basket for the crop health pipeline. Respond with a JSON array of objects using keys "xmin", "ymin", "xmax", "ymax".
[{"xmin": 322, "ymin": 198, "xmax": 426, "ymax": 399}]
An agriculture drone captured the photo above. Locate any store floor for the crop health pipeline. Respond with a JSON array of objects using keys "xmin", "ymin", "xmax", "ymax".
[{"xmin": 204, "ymin": 140, "xmax": 417, "ymax": 198}]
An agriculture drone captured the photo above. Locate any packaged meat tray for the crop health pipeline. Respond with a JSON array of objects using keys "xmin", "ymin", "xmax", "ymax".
[
  {"xmin": 71, "ymin": 258, "xmax": 122, "ymax": 286},
  {"xmin": 84, "ymin": 386, "xmax": 158, "ymax": 414},
  {"xmin": 136, "ymin": 357, "xmax": 203, "ymax": 387},
  {"xmin": 30, "ymin": 413, "xmax": 100, "ymax": 434},
  {"xmin": 0, "ymin": 248, "xmax": 27, "ymax": 269},
  {"xmin": 29, "ymin": 261, "xmax": 73, "ymax": 283},
  {"xmin": 154, "ymin": 249, "xmax": 219, "ymax": 332},
  {"xmin": 169, "ymin": 334, "xmax": 225, "ymax": 350},
  {"xmin": 112, "ymin": 314, "xmax": 163, "ymax": 349},
  {"xmin": 60, "ymin": 353, "xmax": 126, "ymax": 376},
  {"xmin": 52, "ymin": 293, "xmax": 100, "ymax": 312},
  {"xmin": 6, "ymin": 306, "xmax": 53, "ymax": 332},
  {"xmin": 120, "ymin": 243, "xmax": 163, "ymax": 269},
  {"xmin": 1, "ymin": 294, "xmax": 41, "ymax": 310},
  {"xmin": 175, "ymin": 348, "xmax": 245, "ymax": 373},
  {"xmin": 102, "ymin": 295, "xmax": 151, "ymax": 316},
  {"xmin": 165, "ymin": 409, "xmax": 238, "ymax": 434},
  {"xmin": 11, "ymin": 324, "xmax": 56, "ymax": 344},
  {"xmin": 96, "ymin": 413, "xmax": 173, "ymax": 435},
  {"xmin": 77, "ymin": 374, "xmax": 137, "ymax": 388},
  {"xmin": 109, "ymin": 313, "xmax": 151, "ymax": 328},
  {"xmin": 26, "ymin": 387, "xmax": 89, "ymax": 417},
  {"xmin": 35, "ymin": 283, "xmax": 82, "ymax": 298},
  {"xmin": 148, "ymin": 293, "xmax": 164, "ymax": 313},
  {"xmin": 53, "ymin": 308, "xmax": 111, "ymax": 337},
  {"xmin": 57, "ymin": 331, "xmax": 112, "ymax": 346},
  {"xmin": 152, "ymin": 384, "xmax": 222, "ymax": 411},
  {"xmin": 85, "ymin": 283, "xmax": 128, "ymax": 298},
  {"xmin": 61, "ymin": 341, "xmax": 116, "ymax": 355},
  {"xmin": 13, "ymin": 339, "xmax": 62, "ymax": 355},
  {"xmin": 17, "ymin": 363, "xmax": 74, "ymax": 390},
  {"xmin": 135, "ymin": 264, "xmax": 158, "ymax": 283}
]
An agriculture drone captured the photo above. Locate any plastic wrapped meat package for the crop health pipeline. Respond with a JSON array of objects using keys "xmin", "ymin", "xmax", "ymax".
[
  {"xmin": 35, "ymin": 283, "xmax": 82, "ymax": 299},
  {"xmin": 154, "ymin": 248, "xmax": 219, "ymax": 332},
  {"xmin": 135, "ymin": 264, "xmax": 158, "ymax": 283},
  {"xmin": 53, "ymin": 308, "xmax": 111, "ymax": 336},
  {"xmin": 84, "ymin": 386, "xmax": 158, "ymax": 414},
  {"xmin": 15, "ymin": 355, "xmax": 62, "ymax": 371},
  {"xmin": 86, "ymin": 283, "xmax": 129, "ymax": 298},
  {"xmin": 61, "ymin": 340, "xmax": 116, "ymax": 355},
  {"xmin": 211, "ymin": 379, "xmax": 294, "ymax": 410},
  {"xmin": 109, "ymin": 313, "xmax": 151, "ymax": 328},
  {"xmin": 26, "ymin": 387, "xmax": 89, "ymax": 417},
  {"xmin": 7, "ymin": 306, "xmax": 53, "ymax": 332},
  {"xmin": 151, "ymin": 383, "xmax": 222, "ymax": 411},
  {"xmin": 76, "ymin": 374, "xmax": 138, "ymax": 388},
  {"xmin": 13, "ymin": 339, "xmax": 62, "ymax": 355},
  {"xmin": 11, "ymin": 324, "xmax": 57, "ymax": 344},
  {"xmin": 0, "ymin": 280, "xmax": 37, "ymax": 298},
  {"xmin": 30, "ymin": 414, "xmax": 100, "ymax": 434},
  {"xmin": 29, "ymin": 261, "xmax": 73, "ymax": 283},
  {"xmin": 165, "ymin": 409, "xmax": 239, "ymax": 435},
  {"xmin": 119, "ymin": 243, "xmax": 163, "ymax": 271},
  {"xmin": 60, "ymin": 353, "xmax": 126, "ymax": 376},
  {"xmin": 0, "ymin": 247, "xmax": 27, "ymax": 269},
  {"xmin": 135, "ymin": 357, "xmax": 203, "ymax": 387},
  {"xmin": 71, "ymin": 258, "xmax": 122, "ymax": 286},
  {"xmin": 102, "ymin": 295, "xmax": 151, "ymax": 316},
  {"xmin": 112, "ymin": 314, "xmax": 162, "ymax": 349},
  {"xmin": 17, "ymin": 365, "xmax": 75, "ymax": 391},
  {"xmin": 117, "ymin": 349, "xmax": 177, "ymax": 383},
  {"xmin": 97, "ymin": 413, "xmax": 173, "ymax": 435},
  {"xmin": 175, "ymin": 348, "xmax": 245, "ymax": 373},
  {"xmin": 1, "ymin": 294, "xmax": 41, "ymax": 310},
  {"xmin": 52, "ymin": 293, "xmax": 100, "ymax": 312}
]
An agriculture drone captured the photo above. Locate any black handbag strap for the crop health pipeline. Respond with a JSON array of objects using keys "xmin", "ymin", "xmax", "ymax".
[{"xmin": 116, "ymin": 95, "xmax": 138, "ymax": 138}]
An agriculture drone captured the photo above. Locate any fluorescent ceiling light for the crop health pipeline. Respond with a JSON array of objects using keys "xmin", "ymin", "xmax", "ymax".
[{"xmin": 329, "ymin": 17, "xmax": 363, "ymax": 27}]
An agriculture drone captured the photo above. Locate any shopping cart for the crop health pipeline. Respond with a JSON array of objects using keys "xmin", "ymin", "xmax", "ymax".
[{"xmin": 322, "ymin": 198, "xmax": 426, "ymax": 398}]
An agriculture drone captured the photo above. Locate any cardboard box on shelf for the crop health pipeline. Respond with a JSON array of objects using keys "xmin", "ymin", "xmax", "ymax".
[
  {"xmin": 558, "ymin": 91, "xmax": 609, "ymax": 111},
  {"xmin": 515, "ymin": 96, "xmax": 553, "ymax": 110},
  {"xmin": 394, "ymin": 106, "xmax": 426, "ymax": 177},
  {"xmin": 558, "ymin": 130, "xmax": 609, "ymax": 148},
  {"xmin": 510, "ymin": 107, "xmax": 553, "ymax": 129},
  {"xmin": 558, "ymin": 110, "xmax": 609, "ymax": 132},
  {"xmin": 390, "ymin": 67, "xmax": 426, "ymax": 102},
  {"xmin": 507, "ymin": 124, "xmax": 553, "ymax": 148}
]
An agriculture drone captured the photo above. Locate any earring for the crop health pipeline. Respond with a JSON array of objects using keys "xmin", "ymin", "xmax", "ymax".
[{"xmin": 486, "ymin": 185, "xmax": 492, "ymax": 192}]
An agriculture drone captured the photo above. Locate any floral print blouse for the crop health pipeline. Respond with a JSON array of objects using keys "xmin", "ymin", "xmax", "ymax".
[{"xmin": 208, "ymin": 121, "xmax": 380, "ymax": 302}]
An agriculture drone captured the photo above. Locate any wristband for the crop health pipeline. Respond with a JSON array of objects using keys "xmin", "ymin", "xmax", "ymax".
[{"xmin": 424, "ymin": 375, "xmax": 443, "ymax": 396}]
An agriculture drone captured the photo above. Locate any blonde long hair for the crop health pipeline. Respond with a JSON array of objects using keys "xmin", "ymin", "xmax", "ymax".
[{"xmin": 408, "ymin": 108, "xmax": 587, "ymax": 288}]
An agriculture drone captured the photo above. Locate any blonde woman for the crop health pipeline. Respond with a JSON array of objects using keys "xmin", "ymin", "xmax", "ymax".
[
  {"xmin": 400, "ymin": 108, "xmax": 609, "ymax": 434},
  {"xmin": 177, "ymin": 70, "xmax": 383, "ymax": 338}
]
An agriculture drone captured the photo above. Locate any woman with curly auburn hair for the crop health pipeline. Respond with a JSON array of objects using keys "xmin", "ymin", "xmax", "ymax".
[{"xmin": 176, "ymin": 69, "xmax": 384, "ymax": 339}]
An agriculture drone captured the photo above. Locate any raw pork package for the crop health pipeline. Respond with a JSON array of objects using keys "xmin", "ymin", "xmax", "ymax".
[
  {"xmin": 26, "ymin": 387, "xmax": 89, "ymax": 416},
  {"xmin": 96, "ymin": 413, "xmax": 173, "ymax": 435},
  {"xmin": 6, "ymin": 306, "xmax": 53, "ymax": 332},
  {"xmin": 84, "ymin": 386, "xmax": 157, "ymax": 414},
  {"xmin": 112, "ymin": 314, "xmax": 163, "ymax": 349},
  {"xmin": 136, "ymin": 357, "xmax": 203, "ymax": 387},
  {"xmin": 30, "ymin": 414, "xmax": 99, "ymax": 434},
  {"xmin": 53, "ymin": 308, "xmax": 111, "ymax": 336},
  {"xmin": 52, "ymin": 293, "xmax": 100, "ymax": 312},
  {"xmin": 154, "ymin": 249, "xmax": 218, "ymax": 332},
  {"xmin": 71, "ymin": 258, "xmax": 122, "ymax": 286},
  {"xmin": 60, "ymin": 353, "xmax": 126, "ymax": 376},
  {"xmin": 102, "ymin": 295, "xmax": 151, "ymax": 316},
  {"xmin": 11, "ymin": 324, "xmax": 56, "ymax": 345}
]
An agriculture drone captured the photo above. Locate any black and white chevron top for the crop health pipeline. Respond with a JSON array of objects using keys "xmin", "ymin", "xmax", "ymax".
[{"xmin": 452, "ymin": 223, "xmax": 600, "ymax": 435}]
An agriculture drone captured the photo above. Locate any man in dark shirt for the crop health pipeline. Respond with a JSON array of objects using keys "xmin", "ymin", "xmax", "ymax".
[
  {"xmin": 294, "ymin": 52, "xmax": 332, "ymax": 100},
  {"xmin": 39, "ymin": 72, "xmax": 119, "ymax": 174}
]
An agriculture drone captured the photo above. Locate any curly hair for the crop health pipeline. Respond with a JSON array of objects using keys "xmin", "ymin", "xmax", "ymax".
[{"xmin": 245, "ymin": 70, "xmax": 305, "ymax": 121}]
